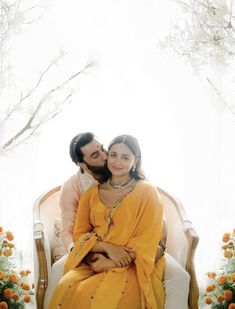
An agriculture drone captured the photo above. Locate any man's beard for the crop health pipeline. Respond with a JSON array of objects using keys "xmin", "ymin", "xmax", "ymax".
[{"xmin": 85, "ymin": 162, "xmax": 111, "ymax": 182}]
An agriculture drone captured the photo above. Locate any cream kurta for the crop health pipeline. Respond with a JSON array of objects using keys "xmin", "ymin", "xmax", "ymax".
[{"xmin": 49, "ymin": 181, "xmax": 165, "ymax": 309}]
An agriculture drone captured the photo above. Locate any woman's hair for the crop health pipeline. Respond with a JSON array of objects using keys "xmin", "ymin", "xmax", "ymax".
[
  {"xmin": 69, "ymin": 132, "xmax": 95, "ymax": 164},
  {"xmin": 108, "ymin": 134, "xmax": 145, "ymax": 180}
]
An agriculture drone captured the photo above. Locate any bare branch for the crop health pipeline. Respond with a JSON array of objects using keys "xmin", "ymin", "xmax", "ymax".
[
  {"xmin": 207, "ymin": 77, "xmax": 235, "ymax": 117},
  {"xmin": 2, "ymin": 62, "xmax": 93, "ymax": 151}
]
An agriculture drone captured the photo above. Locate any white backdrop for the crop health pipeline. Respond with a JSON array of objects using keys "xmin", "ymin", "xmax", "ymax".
[{"xmin": 0, "ymin": 0, "xmax": 235, "ymax": 287}]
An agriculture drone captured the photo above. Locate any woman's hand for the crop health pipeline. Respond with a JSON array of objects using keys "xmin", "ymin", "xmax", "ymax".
[
  {"xmin": 87, "ymin": 253, "xmax": 116, "ymax": 273},
  {"xmin": 104, "ymin": 243, "xmax": 135, "ymax": 267}
]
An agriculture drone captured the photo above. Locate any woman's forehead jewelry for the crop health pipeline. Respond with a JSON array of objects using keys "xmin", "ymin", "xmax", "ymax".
[{"xmin": 120, "ymin": 135, "xmax": 126, "ymax": 148}]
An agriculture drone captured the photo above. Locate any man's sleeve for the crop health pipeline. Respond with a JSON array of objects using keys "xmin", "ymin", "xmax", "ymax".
[{"xmin": 59, "ymin": 175, "xmax": 81, "ymax": 252}]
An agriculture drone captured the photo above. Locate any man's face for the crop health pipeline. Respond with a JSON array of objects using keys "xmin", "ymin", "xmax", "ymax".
[{"xmin": 80, "ymin": 138, "xmax": 108, "ymax": 174}]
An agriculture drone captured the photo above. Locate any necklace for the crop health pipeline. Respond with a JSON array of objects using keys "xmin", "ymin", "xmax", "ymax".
[{"xmin": 108, "ymin": 177, "xmax": 135, "ymax": 192}]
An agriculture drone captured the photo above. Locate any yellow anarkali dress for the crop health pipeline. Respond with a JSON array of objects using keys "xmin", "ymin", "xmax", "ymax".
[{"xmin": 49, "ymin": 181, "xmax": 165, "ymax": 309}]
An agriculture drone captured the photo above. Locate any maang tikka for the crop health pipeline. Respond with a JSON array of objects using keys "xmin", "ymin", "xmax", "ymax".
[{"xmin": 120, "ymin": 135, "xmax": 126, "ymax": 148}]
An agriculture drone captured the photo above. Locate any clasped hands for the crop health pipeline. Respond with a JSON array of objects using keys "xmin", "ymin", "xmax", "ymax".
[{"xmin": 85, "ymin": 243, "xmax": 135, "ymax": 273}]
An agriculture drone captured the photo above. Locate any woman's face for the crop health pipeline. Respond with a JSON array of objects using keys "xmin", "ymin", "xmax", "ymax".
[{"xmin": 108, "ymin": 143, "xmax": 136, "ymax": 178}]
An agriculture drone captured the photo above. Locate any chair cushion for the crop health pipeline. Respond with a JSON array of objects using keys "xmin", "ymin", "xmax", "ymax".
[{"xmin": 52, "ymin": 218, "xmax": 66, "ymax": 262}]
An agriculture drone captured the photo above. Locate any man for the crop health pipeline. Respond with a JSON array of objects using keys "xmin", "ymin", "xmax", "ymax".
[{"xmin": 44, "ymin": 132, "xmax": 189, "ymax": 308}]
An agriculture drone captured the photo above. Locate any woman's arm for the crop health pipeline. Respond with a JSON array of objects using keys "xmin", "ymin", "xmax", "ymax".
[{"xmin": 90, "ymin": 241, "xmax": 136, "ymax": 267}]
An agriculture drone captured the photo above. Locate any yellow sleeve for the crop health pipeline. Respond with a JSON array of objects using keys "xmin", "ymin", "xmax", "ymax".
[
  {"xmin": 128, "ymin": 185, "xmax": 163, "ymax": 308},
  {"xmin": 64, "ymin": 187, "xmax": 99, "ymax": 273}
]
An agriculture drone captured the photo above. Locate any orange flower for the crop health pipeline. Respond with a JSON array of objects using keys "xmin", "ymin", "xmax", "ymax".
[
  {"xmin": 230, "ymin": 273, "xmax": 235, "ymax": 283},
  {"xmin": 3, "ymin": 288, "xmax": 13, "ymax": 299},
  {"xmin": 0, "ymin": 226, "xmax": 4, "ymax": 233},
  {"xmin": 23, "ymin": 295, "xmax": 31, "ymax": 303},
  {"xmin": 228, "ymin": 303, "xmax": 235, "ymax": 309},
  {"xmin": 217, "ymin": 275, "xmax": 227, "ymax": 284},
  {"xmin": 206, "ymin": 284, "xmax": 215, "ymax": 292},
  {"xmin": 9, "ymin": 273, "xmax": 18, "ymax": 283},
  {"xmin": 0, "ymin": 301, "xmax": 8, "ymax": 309},
  {"xmin": 0, "ymin": 271, "xmax": 6, "ymax": 280},
  {"xmin": 2, "ymin": 240, "xmax": 8, "ymax": 246},
  {"xmin": 20, "ymin": 270, "xmax": 28, "ymax": 277},
  {"xmin": 224, "ymin": 250, "xmax": 233, "ymax": 258},
  {"xmin": 6, "ymin": 231, "xmax": 14, "ymax": 241},
  {"xmin": 204, "ymin": 296, "xmax": 212, "ymax": 304},
  {"xmin": 21, "ymin": 283, "xmax": 30, "ymax": 291},
  {"xmin": 207, "ymin": 272, "xmax": 216, "ymax": 278},
  {"xmin": 217, "ymin": 295, "xmax": 224, "ymax": 303},
  {"xmin": 12, "ymin": 293, "xmax": 19, "ymax": 301},
  {"xmin": 223, "ymin": 233, "xmax": 231, "ymax": 242},
  {"xmin": 222, "ymin": 244, "xmax": 229, "ymax": 249},
  {"xmin": 4, "ymin": 249, "xmax": 12, "ymax": 257},
  {"xmin": 223, "ymin": 290, "xmax": 233, "ymax": 301}
]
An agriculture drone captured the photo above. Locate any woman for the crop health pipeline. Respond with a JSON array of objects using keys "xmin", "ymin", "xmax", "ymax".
[{"xmin": 49, "ymin": 134, "xmax": 165, "ymax": 309}]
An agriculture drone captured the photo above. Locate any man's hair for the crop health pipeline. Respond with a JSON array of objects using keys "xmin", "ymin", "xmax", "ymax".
[{"xmin": 69, "ymin": 132, "xmax": 95, "ymax": 164}]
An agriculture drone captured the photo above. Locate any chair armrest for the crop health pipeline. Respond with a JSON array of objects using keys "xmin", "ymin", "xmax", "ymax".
[{"xmin": 34, "ymin": 222, "xmax": 51, "ymax": 309}]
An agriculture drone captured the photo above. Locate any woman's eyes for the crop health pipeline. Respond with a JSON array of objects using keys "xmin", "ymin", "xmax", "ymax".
[{"xmin": 109, "ymin": 153, "xmax": 129, "ymax": 160}]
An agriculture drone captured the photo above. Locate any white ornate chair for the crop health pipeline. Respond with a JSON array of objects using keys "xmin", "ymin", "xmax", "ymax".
[{"xmin": 33, "ymin": 186, "xmax": 199, "ymax": 309}]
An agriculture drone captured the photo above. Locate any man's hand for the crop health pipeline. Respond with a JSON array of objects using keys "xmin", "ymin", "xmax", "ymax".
[
  {"xmin": 155, "ymin": 245, "xmax": 165, "ymax": 263},
  {"xmin": 87, "ymin": 253, "xmax": 116, "ymax": 273}
]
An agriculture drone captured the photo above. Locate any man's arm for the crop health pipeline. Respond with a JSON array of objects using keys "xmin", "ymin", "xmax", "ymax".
[{"xmin": 59, "ymin": 174, "xmax": 81, "ymax": 252}]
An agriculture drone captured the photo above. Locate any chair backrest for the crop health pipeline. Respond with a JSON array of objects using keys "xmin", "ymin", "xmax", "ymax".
[{"xmin": 34, "ymin": 186, "xmax": 62, "ymax": 262}]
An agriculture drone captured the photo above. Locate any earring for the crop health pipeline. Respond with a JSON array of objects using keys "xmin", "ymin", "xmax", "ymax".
[{"xmin": 132, "ymin": 166, "xmax": 136, "ymax": 172}]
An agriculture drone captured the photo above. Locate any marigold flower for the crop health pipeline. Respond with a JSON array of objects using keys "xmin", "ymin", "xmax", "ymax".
[
  {"xmin": 228, "ymin": 303, "xmax": 235, "ymax": 309},
  {"xmin": 230, "ymin": 273, "xmax": 235, "ymax": 283},
  {"xmin": 207, "ymin": 272, "xmax": 216, "ymax": 278},
  {"xmin": 20, "ymin": 270, "xmax": 28, "ymax": 277},
  {"xmin": 222, "ymin": 244, "xmax": 229, "ymax": 249},
  {"xmin": 0, "ymin": 226, "xmax": 4, "ymax": 233},
  {"xmin": 2, "ymin": 240, "xmax": 9, "ymax": 246},
  {"xmin": 9, "ymin": 273, "xmax": 18, "ymax": 283},
  {"xmin": 223, "ymin": 233, "xmax": 231, "ymax": 242},
  {"xmin": 6, "ymin": 231, "xmax": 14, "ymax": 241},
  {"xmin": 204, "ymin": 296, "xmax": 212, "ymax": 304},
  {"xmin": 4, "ymin": 249, "xmax": 12, "ymax": 257},
  {"xmin": 224, "ymin": 250, "xmax": 233, "ymax": 258},
  {"xmin": 217, "ymin": 295, "xmax": 224, "ymax": 303},
  {"xmin": 0, "ymin": 271, "xmax": 6, "ymax": 280},
  {"xmin": 12, "ymin": 293, "xmax": 19, "ymax": 301},
  {"xmin": 206, "ymin": 284, "xmax": 215, "ymax": 292},
  {"xmin": 223, "ymin": 290, "xmax": 233, "ymax": 301},
  {"xmin": 3, "ymin": 288, "xmax": 13, "ymax": 299},
  {"xmin": 23, "ymin": 295, "xmax": 31, "ymax": 303},
  {"xmin": 22, "ymin": 283, "xmax": 30, "ymax": 291},
  {"xmin": 0, "ymin": 301, "xmax": 8, "ymax": 309},
  {"xmin": 217, "ymin": 275, "xmax": 227, "ymax": 284}
]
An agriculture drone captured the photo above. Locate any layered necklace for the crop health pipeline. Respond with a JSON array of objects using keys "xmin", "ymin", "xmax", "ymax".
[{"xmin": 107, "ymin": 177, "xmax": 135, "ymax": 192}]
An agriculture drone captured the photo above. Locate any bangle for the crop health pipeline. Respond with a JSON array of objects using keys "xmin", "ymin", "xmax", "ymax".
[{"xmin": 159, "ymin": 242, "xmax": 167, "ymax": 252}]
